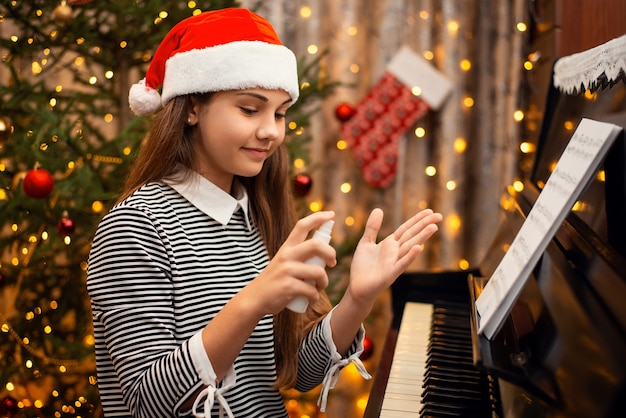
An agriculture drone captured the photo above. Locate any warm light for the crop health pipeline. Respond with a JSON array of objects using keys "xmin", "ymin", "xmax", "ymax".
[
  {"xmin": 64, "ymin": 236, "xmax": 71, "ymax": 245},
  {"xmin": 446, "ymin": 180, "xmax": 456, "ymax": 191},
  {"xmin": 288, "ymin": 121, "xmax": 297, "ymax": 130},
  {"xmin": 92, "ymin": 201, "xmax": 104, "ymax": 213},
  {"xmin": 307, "ymin": 44, "xmax": 319, "ymax": 54},
  {"xmin": 411, "ymin": 86, "xmax": 422, "ymax": 96},
  {"xmin": 463, "ymin": 96, "xmax": 474, "ymax": 107},
  {"xmin": 345, "ymin": 216, "xmax": 355, "ymax": 226},
  {"xmin": 572, "ymin": 201, "xmax": 586, "ymax": 212},
  {"xmin": 41, "ymin": 231, "xmax": 49, "ymax": 240},
  {"xmin": 597, "ymin": 170, "xmax": 606, "ymax": 182},
  {"xmin": 425, "ymin": 166, "xmax": 436, "ymax": 176},
  {"xmin": 31, "ymin": 61, "xmax": 43, "ymax": 74},
  {"xmin": 44, "ymin": 325, "xmax": 52, "ymax": 334},
  {"xmin": 564, "ymin": 120, "xmax": 575, "ymax": 131},
  {"xmin": 458, "ymin": 259, "xmax": 470, "ymax": 270},
  {"xmin": 300, "ymin": 6, "xmax": 312, "ymax": 18},
  {"xmin": 453, "ymin": 138, "xmax": 467, "ymax": 153},
  {"xmin": 123, "ymin": 146, "xmax": 132, "ymax": 155},
  {"xmin": 74, "ymin": 56, "xmax": 85, "ymax": 66},
  {"xmin": 84, "ymin": 334, "xmax": 95, "ymax": 345},
  {"xmin": 340, "ymin": 182, "xmax": 352, "ymax": 193},
  {"xmin": 516, "ymin": 22, "xmax": 528, "ymax": 32},
  {"xmin": 293, "ymin": 158, "xmax": 305, "ymax": 169},
  {"xmin": 349, "ymin": 63, "xmax": 360, "ymax": 73},
  {"xmin": 460, "ymin": 59, "xmax": 471, "ymax": 71},
  {"xmin": 158, "ymin": 11, "xmax": 168, "ymax": 18},
  {"xmin": 445, "ymin": 213, "xmax": 461, "ymax": 234},
  {"xmin": 520, "ymin": 142, "xmax": 535, "ymax": 153},
  {"xmin": 25, "ymin": 360, "xmax": 33, "ymax": 368},
  {"xmin": 423, "ymin": 50, "xmax": 434, "ymax": 60},
  {"xmin": 447, "ymin": 21, "xmax": 460, "ymax": 34},
  {"xmin": 584, "ymin": 89, "xmax": 597, "ymax": 100},
  {"xmin": 59, "ymin": 365, "xmax": 67, "ymax": 373},
  {"xmin": 309, "ymin": 201, "xmax": 323, "ymax": 212},
  {"xmin": 513, "ymin": 180, "xmax": 524, "ymax": 192},
  {"xmin": 414, "ymin": 127, "xmax": 426, "ymax": 138},
  {"xmin": 104, "ymin": 113, "xmax": 113, "ymax": 122},
  {"xmin": 347, "ymin": 26, "xmax": 358, "ymax": 36},
  {"xmin": 356, "ymin": 394, "xmax": 369, "ymax": 411},
  {"xmin": 513, "ymin": 110, "xmax": 524, "ymax": 122},
  {"xmin": 419, "ymin": 10, "xmax": 429, "ymax": 20},
  {"xmin": 523, "ymin": 60, "xmax": 534, "ymax": 70},
  {"xmin": 105, "ymin": 70, "xmax": 114, "ymax": 79},
  {"xmin": 336, "ymin": 139, "xmax": 348, "ymax": 150},
  {"xmin": 5, "ymin": 382, "xmax": 14, "ymax": 391},
  {"xmin": 89, "ymin": 76, "xmax": 97, "ymax": 85}
]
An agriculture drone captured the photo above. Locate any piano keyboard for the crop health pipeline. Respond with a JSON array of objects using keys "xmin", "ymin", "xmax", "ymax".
[
  {"xmin": 379, "ymin": 301, "xmax": 500, "ymax": 417},
  {"xmin": 380, "ymin": 302, "xmax": 432, "ymax": 417}
]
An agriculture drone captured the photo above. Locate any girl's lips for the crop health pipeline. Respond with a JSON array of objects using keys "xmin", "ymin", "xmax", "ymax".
[{"xmin": 242, "ymin": 147, "xmax": 269, "ymax": 159}]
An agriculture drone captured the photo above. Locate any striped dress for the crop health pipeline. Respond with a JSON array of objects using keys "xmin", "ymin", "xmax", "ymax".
[{"xmin": 87, "ymin": 173, "xmax": 367, "ymax": 418}]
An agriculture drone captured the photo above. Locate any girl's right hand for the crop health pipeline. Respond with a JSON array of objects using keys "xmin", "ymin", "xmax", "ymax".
[{"xmin": 243, "ymin": 211, "xmax": 337, "ymax": 315}]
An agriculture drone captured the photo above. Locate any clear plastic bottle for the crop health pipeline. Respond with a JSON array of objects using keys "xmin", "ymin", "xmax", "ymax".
[{"xmin": 286, "ymin": 220, "xmax": 334, "ymax": 313}]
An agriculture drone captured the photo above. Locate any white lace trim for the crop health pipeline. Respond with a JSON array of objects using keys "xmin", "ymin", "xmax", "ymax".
[{"xmin": 554, "ymin": 34, "xmax": 626, "ymax": 94}]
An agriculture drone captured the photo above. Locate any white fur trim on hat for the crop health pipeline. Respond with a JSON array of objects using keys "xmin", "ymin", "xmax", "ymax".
[
  {"xmin": 129, "ymin": 78, "xmax": 163, "ymax": 116},
  {"xmin": 161, "ymin": 40, "xmax": 299, "ymax": 105}
]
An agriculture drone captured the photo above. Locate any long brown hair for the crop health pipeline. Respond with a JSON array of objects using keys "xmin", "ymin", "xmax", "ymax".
[{"xmin": 119, "ymin": 93, "xmax": 331, "ymax": 388}]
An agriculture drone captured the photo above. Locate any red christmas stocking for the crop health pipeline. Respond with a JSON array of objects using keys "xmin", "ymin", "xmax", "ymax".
[{"xmin": 340, "ymin": 46, "xmax": 452, "ymax": 188}]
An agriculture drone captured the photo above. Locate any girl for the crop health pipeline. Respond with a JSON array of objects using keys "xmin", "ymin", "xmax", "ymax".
[{"xmin": 87, "ymin": 8, "xmax": 442, "ymax": 418}]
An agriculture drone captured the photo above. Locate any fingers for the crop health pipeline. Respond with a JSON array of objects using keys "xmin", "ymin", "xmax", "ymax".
[
  {"xmin": 360, "ymin": 208, "xmax": 384, "ymax": 244},
  {"xmin": 397, "ymin": 211, "xmax": 442, "ymax": 243},
  {"xmin": 285, "ymin": 210, "xmax": 336, "ymax": 245}
]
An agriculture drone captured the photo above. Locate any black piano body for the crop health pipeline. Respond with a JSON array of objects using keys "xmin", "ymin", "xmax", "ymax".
[{"xmin": 364, "ymin": 74, "xmax": 626, "ymax": 416}]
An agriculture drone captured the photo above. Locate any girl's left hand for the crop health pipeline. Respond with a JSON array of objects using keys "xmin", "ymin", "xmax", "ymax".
[{"xmin": 346, "ymin": 208, "xmax": 443, "ymax": 309}]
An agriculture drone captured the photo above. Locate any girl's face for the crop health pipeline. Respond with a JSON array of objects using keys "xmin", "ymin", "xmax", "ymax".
[{"xmin": 189, "ymin": 88, "xmax": 292, "ymax": 192}]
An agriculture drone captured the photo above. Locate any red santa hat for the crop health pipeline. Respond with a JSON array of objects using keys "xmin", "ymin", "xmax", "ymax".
[{"xmin": 129, "ymin": 8, "xmax": 300, "ymax": 116}]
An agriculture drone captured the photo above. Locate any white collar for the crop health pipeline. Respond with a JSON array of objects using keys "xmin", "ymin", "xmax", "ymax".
[{"xmin": 164, "ymin": 170, "xmax": 251, "ymax": 231}]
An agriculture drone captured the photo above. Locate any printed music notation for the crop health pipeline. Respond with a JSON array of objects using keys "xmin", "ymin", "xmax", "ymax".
[{"xmin": 476, "ymin": 118, "xmax": 622, "ymax": 340}]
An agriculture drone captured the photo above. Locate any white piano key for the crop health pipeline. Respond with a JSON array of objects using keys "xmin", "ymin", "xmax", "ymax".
[{"xmin": 379, "ymin": 302, "xmax": 433, "ymax": 417}]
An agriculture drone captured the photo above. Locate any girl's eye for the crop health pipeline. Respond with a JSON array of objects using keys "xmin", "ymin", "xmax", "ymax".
[
  {"xmin": 240, "ymin": 107, "xmax": 256, "ymax": 115},
  {"xmin": 275, "ymin": 112, "xmax": 286, "ymax": 119}
]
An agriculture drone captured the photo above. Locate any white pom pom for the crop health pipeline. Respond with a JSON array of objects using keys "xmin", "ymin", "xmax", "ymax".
[{"xmin": 128, "ymin": 79, "xmax": 162, "ymax": 116}]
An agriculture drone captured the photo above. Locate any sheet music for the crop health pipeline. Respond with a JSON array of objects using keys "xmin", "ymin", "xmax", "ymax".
[{"xmin": 476, "ymin": 118, "xmax": 622, "ymax": 340}]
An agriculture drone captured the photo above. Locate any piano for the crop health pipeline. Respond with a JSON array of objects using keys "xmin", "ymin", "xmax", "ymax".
[{"xmin": 364, "ymin": 64, "xmax": 626, "ymax": 417}]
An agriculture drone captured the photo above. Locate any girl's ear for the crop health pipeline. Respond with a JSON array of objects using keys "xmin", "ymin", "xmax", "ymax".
[{"xmin": 187, "ymin": 96, "xmax": 200, "ymax": 126}]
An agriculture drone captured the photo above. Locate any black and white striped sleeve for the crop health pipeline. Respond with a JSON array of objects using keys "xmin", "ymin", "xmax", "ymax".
[
  {"xmin": 294, "ymin": 308, "xmax": 372, "ymax": 411},
  {"xmin": 87, "ymin": 205, "xmax": 203, "ymax": 417}
]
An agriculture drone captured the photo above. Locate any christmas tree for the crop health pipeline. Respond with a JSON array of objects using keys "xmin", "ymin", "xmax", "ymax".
[{"xmin": 0, "ymin": 1, "xmax": 336, "ymax": 416}]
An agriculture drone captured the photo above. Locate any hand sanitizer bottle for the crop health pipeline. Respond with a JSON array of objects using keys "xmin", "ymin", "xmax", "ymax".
[{"xmin": 286, "ymin": 220, "xmax": 334, "ymax": 313}]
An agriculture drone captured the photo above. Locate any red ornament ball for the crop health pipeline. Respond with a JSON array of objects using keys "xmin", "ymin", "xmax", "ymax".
[
  {"xmin": 360, "ymin": 335, "xmax": 374, "ymax": 361},
  {"xmin": 293, "ymin": 173, "xmax": 313, "ymax": 198},
  {"xmin": 58, "ymin": 216, "xmax": 76, "ymax": 235},
  {"xmin": 1, "ymin": 396, "xmax": 18, "ymax": 416},
  {"xmin": 23, "ymin": 168, "xmax": 54, "ymax": 199},
  {"xmin": 335, "ymin": 102, "xmax": 356, "ymax": 122}
]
